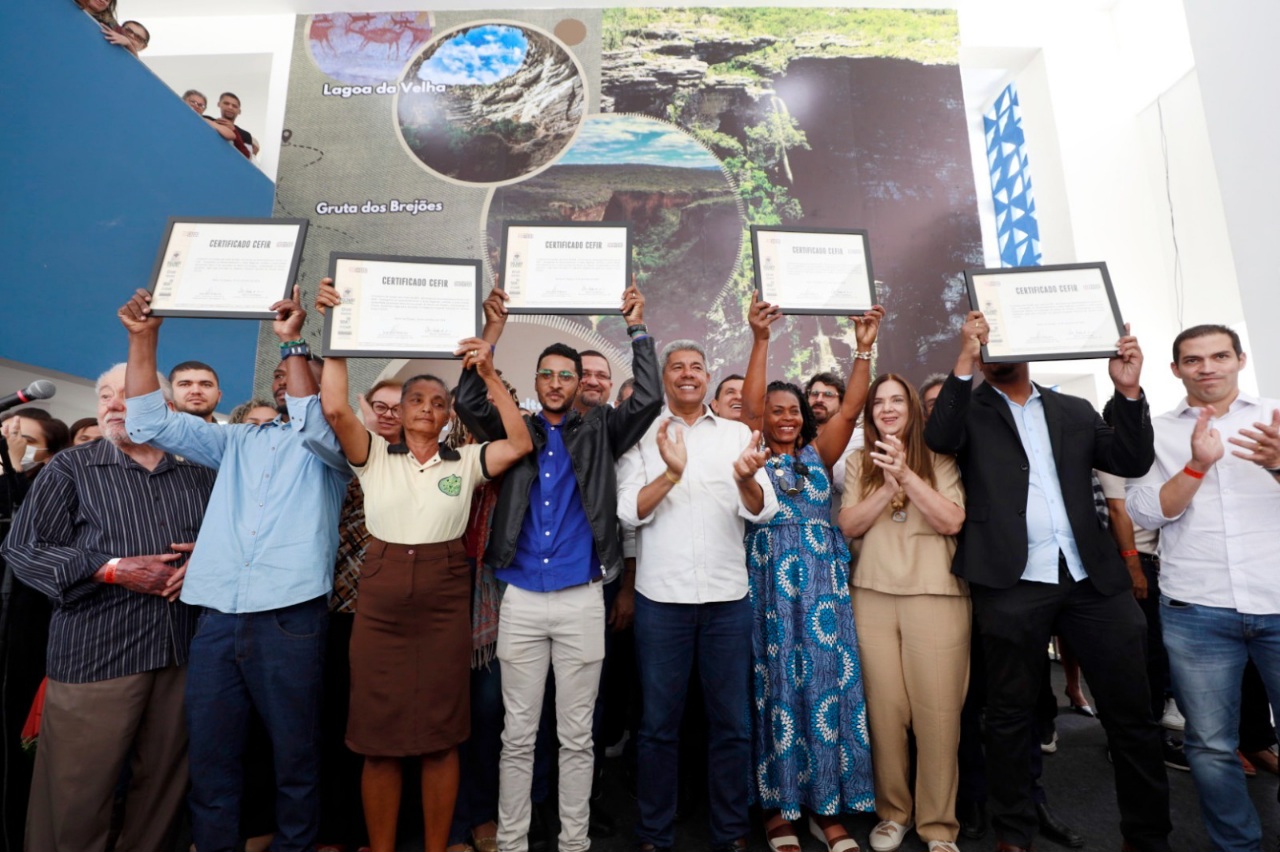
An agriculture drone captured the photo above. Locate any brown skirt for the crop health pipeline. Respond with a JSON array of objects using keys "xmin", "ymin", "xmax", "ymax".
[{"xmin": 346, "ymin": 536, "xmax": 470, "ymax": 757}]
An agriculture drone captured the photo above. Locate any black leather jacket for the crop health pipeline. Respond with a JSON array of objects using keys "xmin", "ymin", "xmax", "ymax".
[{"xmin": 454, "ymin": 334, "xmax": 662, "ymax": 575}]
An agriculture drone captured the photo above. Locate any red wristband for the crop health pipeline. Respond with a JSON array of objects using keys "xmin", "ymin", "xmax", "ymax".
[
  {"xmin": 1182, "ymin": 465, "xmax": 1206, "ymax": 480},
  {"xmin": 104, "ymin": 558, "xmax": 120, "ymax": 584},
  {"xmin": 1120, "ymin": 549, "xmax": 1139, "ymax": 558}
]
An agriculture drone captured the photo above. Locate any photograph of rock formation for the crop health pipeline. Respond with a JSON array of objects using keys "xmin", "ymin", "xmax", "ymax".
[
  {"xmin": 397, "ymin": 23, "xmax": 586, "ymax": 184},
  {"xmin": 600, "ymin": 8, "xmax": 983, "ymax": 382},
  {"xmin": 485, "ymin": 114, "xmax": 743, "ymax": 347}
]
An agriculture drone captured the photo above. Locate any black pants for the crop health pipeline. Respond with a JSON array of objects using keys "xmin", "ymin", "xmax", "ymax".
[
  {"xmin": 1134, "ymin": 554, "xmax": 1169, "ymax": 720},
  {"xmin": 0, "ymin": 577, "xmax": 48, "ymax": 852},
  {"xmin": 971, "ymin": 565, "xmax": 1170, "ymax": 851},
  {"xmin": 318, "ymin": 612, "xmax": 367, "ymax": 845}
]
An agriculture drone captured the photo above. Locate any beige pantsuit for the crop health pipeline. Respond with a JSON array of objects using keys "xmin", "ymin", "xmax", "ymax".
[
  {"xmin": 843, "ymin": 450, "xmax": 969, "ymax": 843},
  {"xmin": 853, "ymin": 588, "xmax": 970, "ymax": 841}
]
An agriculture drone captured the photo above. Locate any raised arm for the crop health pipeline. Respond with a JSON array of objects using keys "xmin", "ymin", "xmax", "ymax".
[
  {"xmin": 461, "ymin": 338, "xmax": 532, "ymax": 476},
  {"xmin": 119, "ymin": 288, "xmax": 227, "ymax": 467},
  {"xmin": 740, "ymin": 295, "xmax": 782, "ymax": 433},
  {"xmin": 316, "ymin": 280, "xmax": 373, "ymax": 464},
  {"xmin": 454, "ymin": 287, "xmax": 509, "ymax": 441},
  {"xmin": 924, "ymin": 311, "xmax": 987, "ymax": 455},
  {"xmin": 813, "ymin": 306, "xmax": 883, "ymax": 468},
  {"xmin": 605, "ymin": 285, "xmax": 663, "ymax": 455}
]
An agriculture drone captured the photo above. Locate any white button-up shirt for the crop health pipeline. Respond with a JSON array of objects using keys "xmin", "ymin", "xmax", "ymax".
[
  {"xmin": 1126, "ymin": 393, "xmax": 1280, "ymax": 614},
  {"xmin": 617, "ymin": 406, "xmax": 779, "ymax": 604},
  {"xmin": 988, "ymin": 383, "xmax": 1086, "ymax": 584}
]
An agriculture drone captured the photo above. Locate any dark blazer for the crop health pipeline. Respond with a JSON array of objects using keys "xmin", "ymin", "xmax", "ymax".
[{"xmin": 923, "ymin": 373, "xmax": 1154, "ymax": 594}]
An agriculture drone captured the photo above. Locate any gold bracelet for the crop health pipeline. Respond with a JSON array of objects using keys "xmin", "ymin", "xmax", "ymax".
[{"xmin": 663, "ymin": 469, "xmax": 681, "ymax": 485}]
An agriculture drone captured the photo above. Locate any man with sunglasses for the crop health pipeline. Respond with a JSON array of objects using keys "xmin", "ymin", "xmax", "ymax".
[{"xmin": 453, "ymin": 285, "xmax": 662, "ymax": 852}]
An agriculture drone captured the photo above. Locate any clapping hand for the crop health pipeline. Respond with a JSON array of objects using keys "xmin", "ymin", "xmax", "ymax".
[
  {"xmin": 1188, "ymin": 407, "xmax": 1223, "ymax": 473},
  {"xmin": 869, "ymin": 434, "xmax": 908, "ymax": 489},
  {"xmin": 656, "ymin": 419, "xmax": 687, "ymax": 478},
  {"xmin": 1228, "ymin": 408, "xmax": 1280, "ymax": 470}
]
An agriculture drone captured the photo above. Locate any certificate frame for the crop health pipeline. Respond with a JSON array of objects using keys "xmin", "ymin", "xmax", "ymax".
[
  {"xmin": 321, "ymin": 252, "xmax": 482, "ymax": 359},
  {"xmin": 749, "ymin": 225, "xmax": 877, "ymax": 316},
  {"xmin": 497, "ymin": 221, "xmax": 633, "ymax": 315},
  {"xmin": 963, "ymin": 262, "xmax": 1126, "ymax": 364},
  {"xmin": 146, "ymin": 216, "xmax": 309, "ymax": 319}
]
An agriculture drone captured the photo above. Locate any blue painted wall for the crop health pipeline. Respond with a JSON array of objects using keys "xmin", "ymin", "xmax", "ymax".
[{"xmin": 0, "ymin": 1, "xmax": 276, "ymax": 406}]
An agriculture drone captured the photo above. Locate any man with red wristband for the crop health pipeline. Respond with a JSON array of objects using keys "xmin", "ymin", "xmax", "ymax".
[
  {"xmin": 0, "ymin": 364, "xmax": 215, "ymax": 852},
  {"xmin": 1125, "ymin": 324, "xmax": 1280, "ymax": 852}
]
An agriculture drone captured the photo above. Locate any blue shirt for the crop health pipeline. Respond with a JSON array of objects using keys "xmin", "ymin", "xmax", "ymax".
[
  {"xmin": 498, "ymin": 414, "xmax": 597, "ymax": 592},
  {"xmin": 990, "ymin": 384, "xmax": 1087, "ymax": 584},
  {"xmin": 126, "ymin": 389, "xmax": 351, "ymax": 613}
]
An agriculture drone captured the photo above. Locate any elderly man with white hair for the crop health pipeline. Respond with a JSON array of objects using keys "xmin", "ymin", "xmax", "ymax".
[{"xmin": 0, "ymin": 363, "xmax": 216, "ymax": 852}]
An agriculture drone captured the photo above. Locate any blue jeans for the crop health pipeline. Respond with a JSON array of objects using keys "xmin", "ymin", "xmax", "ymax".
[
  {"xmin": 634, "ymin": 593, "xmax": 751, "ymax": 849},
  {"xmin": 186, "ymin": 596, "xmax": 328, "ymax": 852},
  {"xmin": 1162, "ymin": 596, "xmax": 1280, "ymax": 852}
]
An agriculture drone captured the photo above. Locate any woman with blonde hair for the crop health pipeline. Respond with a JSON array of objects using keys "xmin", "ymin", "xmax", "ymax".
[{"xmin": 838, "ymin": 373, "xmax": 968, "ymax": 852}]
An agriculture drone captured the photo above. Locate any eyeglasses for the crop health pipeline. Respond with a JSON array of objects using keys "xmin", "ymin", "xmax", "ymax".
[
  {"xmin": 535, "ymin": 369, "xmax": 577, "ymax": 382},
  {"xmin": 370, "ymin": 401, "xmax": 399, "ymax": 416},
  {"xmin": 808, "ymin": 390, "xmax": 839, "ymax": 400}
]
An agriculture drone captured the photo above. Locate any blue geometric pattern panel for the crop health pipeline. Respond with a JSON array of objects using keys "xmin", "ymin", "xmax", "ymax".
[{"xmin": 984, "ymin": 84, "xmax": 1041, "ymax": 267}]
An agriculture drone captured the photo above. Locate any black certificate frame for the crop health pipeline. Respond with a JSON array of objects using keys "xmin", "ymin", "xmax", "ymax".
[
  {"xmin": 497, "ymin": 220, "xmax": 633, "ymax": 315},
  {"xmin": 321, "ymin": 252, "xmax": 482, "ymax": 360},
  {"xmin": 963, "ymin": 261, "xmax": 1126, "ymax": 364},
  {"xmin": 146, "ymin": 216, "xmax": 309, "ymax": 319},
  {"xmin": 749, "ymin": 225, "xmax": 877, "ymax": 316}
]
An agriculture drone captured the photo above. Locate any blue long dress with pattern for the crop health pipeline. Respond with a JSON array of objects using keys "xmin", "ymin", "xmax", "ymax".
[{"xmin": 745, "ymin": 443, "xmax": 874, "ymax": 819}]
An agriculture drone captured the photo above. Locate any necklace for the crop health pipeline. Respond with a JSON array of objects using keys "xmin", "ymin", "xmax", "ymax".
[{"xmin": 890, "ymin": 490, "xmax": 908, "ymax": 523}]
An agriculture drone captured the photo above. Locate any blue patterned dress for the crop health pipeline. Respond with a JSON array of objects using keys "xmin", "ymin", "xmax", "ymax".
[{"xmin": 745, "ymin": 443, "xmax": 874, "ymax": 819}]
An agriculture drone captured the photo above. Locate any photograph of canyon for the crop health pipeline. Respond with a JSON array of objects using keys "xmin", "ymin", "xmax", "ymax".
[
  {"xmin": 485, "ymin": 114, "xmax": 743, "ymax": 346},
  {"xmin": 598, "ymin": 8, "xmax": 983, "ymax": 380},
  {"xmin": 397, "ymin": 23, "xmax": 586, "ymax": 184}
]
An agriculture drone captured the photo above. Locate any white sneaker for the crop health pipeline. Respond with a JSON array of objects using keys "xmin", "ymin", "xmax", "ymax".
[
  {"xmin": 1161, "ymin": 698, "xmax": 1185, "ymax": 731},
  {"xmin": 928, "ymin": 843, "xmax": 961, "ymax": 852},
  {"xmin": 869, "ymin": 819, "xmax": 912, "ymax": 852}
]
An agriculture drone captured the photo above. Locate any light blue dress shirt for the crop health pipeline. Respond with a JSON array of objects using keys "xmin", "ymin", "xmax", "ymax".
[
  {"xmin": 989, "ymin": 384, "xmax": 1087, "ymax": 584},
  {"xmin": 126, "ymin": 389, "xmax": 351, "ymax": 613}
]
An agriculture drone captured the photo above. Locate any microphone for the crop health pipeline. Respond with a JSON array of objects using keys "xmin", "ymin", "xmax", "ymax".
[{"xmin": 0, "ymin": 380, "xmax": 57, "ymax": 415}]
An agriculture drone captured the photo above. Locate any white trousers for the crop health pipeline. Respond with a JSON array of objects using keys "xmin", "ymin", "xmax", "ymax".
[{"xmin": 496, "ymin": 581, "xmax": 606, "ymax": 852}]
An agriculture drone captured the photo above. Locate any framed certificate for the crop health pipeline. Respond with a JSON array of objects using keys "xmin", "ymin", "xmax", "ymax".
[
  {"xmin": 498, "ymin": 221, "xmax": 632, "ymax": 315},
  {"xmin": 147, "ymin": 217, "xmax": 308, "ymax": 319},
  {"xmin": 750, "ymin": 226, "xmax": 876, "ymax": 315},
  {"xmin": 321, "ymin": 253, "xmax": 482, "ymax": 359},
  {"xmin": 964, "ymin": 262, "xmax": 1126, "ymax": 363}
]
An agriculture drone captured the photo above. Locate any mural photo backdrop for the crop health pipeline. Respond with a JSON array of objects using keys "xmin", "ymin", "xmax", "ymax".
[{"xmin": 272, "ymin": 8, "xmax": 983, "ymax": 395}]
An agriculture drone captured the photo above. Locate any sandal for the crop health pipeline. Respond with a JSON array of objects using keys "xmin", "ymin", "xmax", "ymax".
[
  {"xmin": 809, "ymin": 816, "xmax": 860, "ymax": 852},
  {"xmin": 765, "ymin": 814, "xmax": 801, "ymax": 852}
]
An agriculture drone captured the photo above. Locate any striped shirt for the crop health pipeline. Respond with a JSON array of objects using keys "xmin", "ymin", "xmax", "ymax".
[{"xmin": 0, "ymin": 438, "xmax": 215, "ymax": 683}]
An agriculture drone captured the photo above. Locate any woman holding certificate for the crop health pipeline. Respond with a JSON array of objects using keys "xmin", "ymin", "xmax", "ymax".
[
  {"xmin": 315, "ymin": 280, "xmax": 533, "ymax": 852},
  {"xmin": 837, "ymin": 375, "xmax": 967, "ymax": 852},
  {"xmin": 739, "ymin": 298, "xmax": 883, "ymax": 852}
]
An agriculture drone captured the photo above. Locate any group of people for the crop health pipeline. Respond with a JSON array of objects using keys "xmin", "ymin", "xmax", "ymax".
[
  {"xmin": 0, "ymin": 279, "xmax": 1277, "ymax": 852},
  {"xmin": 182, "ymin": 89, "xmax": 262, "ymax": 161},
  {"xmin": 74, "ymin": 0, "xmax": 149, "ymax": 56},
  {"xmin": 75, "ymin": 0, "xmax": 263, "ymax": 161}
]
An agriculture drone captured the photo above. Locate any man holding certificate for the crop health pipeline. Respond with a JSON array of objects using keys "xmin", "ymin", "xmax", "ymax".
[
  {"xmin": 924, "ymin": 311, "xmax": 1170, "ymax": 852},
  {"xmin": 119, "ymin": 286, "xmax": 351, "ymax": 852},
  {"xmin": 453, "ymin": 285, "xmax": 663, "ymax": 852}
]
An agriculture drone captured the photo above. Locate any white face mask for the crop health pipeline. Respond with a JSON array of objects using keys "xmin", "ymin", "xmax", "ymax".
[{"xmin": 20, "ymin": 444, "xmax": 40, "ymax": 471}]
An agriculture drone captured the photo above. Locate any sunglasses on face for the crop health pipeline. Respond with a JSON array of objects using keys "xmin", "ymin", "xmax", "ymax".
[{"xmin": 535, "ymin": 369, "xmax": 577, "ymax": 382}]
